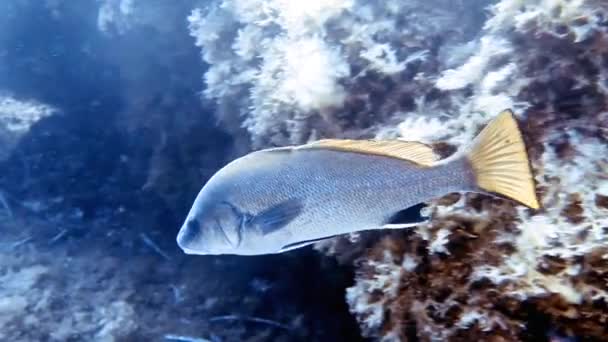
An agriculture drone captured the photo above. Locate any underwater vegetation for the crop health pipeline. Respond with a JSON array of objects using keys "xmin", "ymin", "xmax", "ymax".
[
  {"xmin": 0, "ymin": 0, "xmax": 607, "ymax": 341},
  {"xmin": 0, "ymin": 1, "xmax": 360, "ymax": 341},
  {"xmin": 189, "ymin": 0, "xmax": 608, "ymax": 340}
]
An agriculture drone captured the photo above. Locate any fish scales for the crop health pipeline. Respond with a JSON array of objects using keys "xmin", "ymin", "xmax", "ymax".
[
  {"xmin": 177, "ymin": 110, "xmax": 540, "ymax": 255},
  {"xmin": 224, "ymin": 149, "xmax": 468, "ymax": 240}
]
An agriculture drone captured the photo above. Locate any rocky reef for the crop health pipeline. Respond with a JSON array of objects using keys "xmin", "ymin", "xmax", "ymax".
[
  {"xmin": 343, "ymin": 1, "xmax": 608, "ymax": 340},
  {"xmin": 190, "ymin": 0, "xmax": 608, "ymax": 340},
  {"xmin": 2, "ymin": 0, "xmax": 607, "ymax": 340},
  {"xmin": 0, "ymin": 1, "xmax": 361, "ymax": 341}
]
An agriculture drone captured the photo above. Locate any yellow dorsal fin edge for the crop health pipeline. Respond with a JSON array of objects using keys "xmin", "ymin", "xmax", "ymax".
[{"xmin": 299, "ymin": 139, "xmax": 439, "ymax": 167}]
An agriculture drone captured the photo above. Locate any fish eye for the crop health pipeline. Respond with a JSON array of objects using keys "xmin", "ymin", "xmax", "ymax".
[{"xmin": 187, "ymin": 219, "xmax": 199, "ymax": 232}]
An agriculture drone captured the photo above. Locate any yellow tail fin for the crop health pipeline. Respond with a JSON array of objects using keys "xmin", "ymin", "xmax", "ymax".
[{"xmin": 467, "ymin": 110, "xmax": 540, "ymax": 209}]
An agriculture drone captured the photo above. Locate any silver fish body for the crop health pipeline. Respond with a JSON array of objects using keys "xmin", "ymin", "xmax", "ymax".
[{"xmin": 177, "ymin": 110, "xmax": 539, "ymax": 256}]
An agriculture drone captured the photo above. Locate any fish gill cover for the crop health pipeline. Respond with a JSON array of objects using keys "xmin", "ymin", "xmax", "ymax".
[{"xmin": 0, "ymin": 0, "xmax": 606, "ymax": 341}]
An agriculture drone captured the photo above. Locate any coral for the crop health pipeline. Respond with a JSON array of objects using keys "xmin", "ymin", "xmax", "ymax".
[
  {"xmin": 0, "ymin": 210, "xmax": 362, "ymax": 342},
  {"xmin": 0, "ymin": 246, "xmax": 138, "ymax": 342},
  {"xmin": 0, "ymin": 1, "xmax": 371, "ymax": 341},
  {"xmin": 188, "ymin": 0, "xmax": 491, "ymax": 147},
  {"xmin": 0, "ymin": 95, "xmax": 55, "ymax": 134},
  {"xmin": 173, "ymin": 0, "xmax": 608, "ymax": 339},
  {"xmin": 0, "ymin": 95, "xmax": 55, "ymax": 161},
  {"xmin": 342, "ymin": 0, "xmax": 608, "ymax": 340},
  {"xmin": 0, "ymin": 262, "xmax": 48, "ymax": 341}
]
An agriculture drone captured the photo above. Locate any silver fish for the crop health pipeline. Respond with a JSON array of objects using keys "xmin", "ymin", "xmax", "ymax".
[{"xmin": 176, "ymin": 110, "xmax": 539, "ymax": 256}]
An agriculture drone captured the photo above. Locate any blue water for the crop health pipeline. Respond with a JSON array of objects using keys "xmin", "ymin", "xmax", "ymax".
[{"xmin": 0, "ymin": 1, "xmax": 363, "ymax": 341}]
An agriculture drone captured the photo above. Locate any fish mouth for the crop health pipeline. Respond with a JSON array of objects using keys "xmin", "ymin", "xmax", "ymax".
[{"xmin": 176, "ymin": 229, "xmax": 204, "ymax": 255}]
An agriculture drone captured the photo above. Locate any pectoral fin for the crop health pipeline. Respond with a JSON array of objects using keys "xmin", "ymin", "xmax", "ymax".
[
  {"xmin": 251, "ymin": 199, "xmax": 304, "ymax": 235},
  {"xmin": 382, "ymin": 203, "xmax": 429, "ymax": 229}
]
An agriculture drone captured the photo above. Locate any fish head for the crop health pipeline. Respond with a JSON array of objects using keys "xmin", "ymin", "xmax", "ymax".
[
  {"xmin": 177, "ymin": 151, "xmax": 297, "ymax": 256},
  {"xmin": 176, "ymin": 199, "xmax": 247, "ymax": 255}
]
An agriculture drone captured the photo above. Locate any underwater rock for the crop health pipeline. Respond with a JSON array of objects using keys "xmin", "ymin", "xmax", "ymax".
[
  {"xmin": 0, "ymin": 247, "xmax": 139, "ymax": 342},
  {"xmin": 193, "ymin": 0, "xmax": 608, "ymax": 340},
  {"xmin": 343, "ymin": 0, "xmax": 608, "ymax": 340},
  {"xmin": 188, "ymin": 0, "xmax": 491, "ymax": 147},
  {"xmin": 0, "ymin": 95, "xmax": 56, "ymax": 161},
  {"xmin": 0, "ymin": 2, "xmax": 365, "ymax": 341}
]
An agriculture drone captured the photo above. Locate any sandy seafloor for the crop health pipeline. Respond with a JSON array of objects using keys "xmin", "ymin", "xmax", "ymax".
[{"xmin": 0, "ymin": 206, "xmax": 363, "ymax": 341}]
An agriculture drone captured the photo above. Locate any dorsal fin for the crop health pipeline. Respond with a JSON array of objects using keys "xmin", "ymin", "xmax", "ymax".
[{"xmin": 298, "ymin": 139, "xmax": 438, "ymax": 166}]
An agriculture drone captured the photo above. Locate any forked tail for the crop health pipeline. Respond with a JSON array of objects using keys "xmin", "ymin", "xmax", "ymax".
[{"xmin": 466, "ymin": 109, "xmax": 540, "ymax": 209}]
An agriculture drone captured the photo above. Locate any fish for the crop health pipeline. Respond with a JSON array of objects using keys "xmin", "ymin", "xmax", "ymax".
[{"xmin": 176, "ymin": 109, "xmax": 540, "ymax": 256}]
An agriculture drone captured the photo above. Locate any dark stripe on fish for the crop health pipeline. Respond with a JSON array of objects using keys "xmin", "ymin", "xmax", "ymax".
[
  {"xmin": 252, "ymin": 198, "xmax": 304, "ymax": 234},
  {"xmin": 279, "ymin": 234, "xmax": 339, "ymax": 252},
  {"xmin": 386, "ymin": 203, "xmax": 429, "ymax": 226}
]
